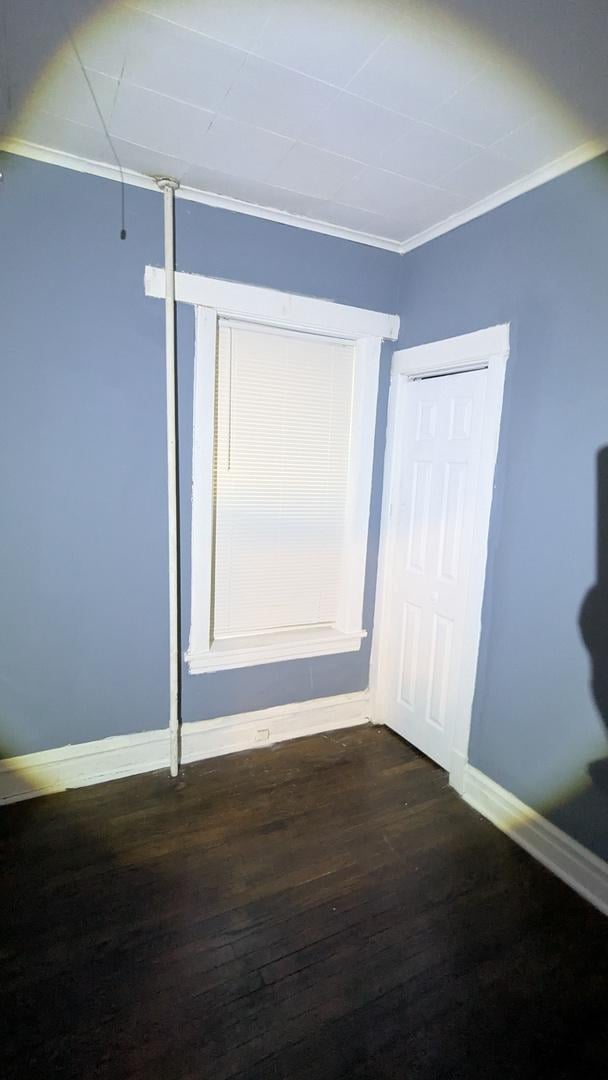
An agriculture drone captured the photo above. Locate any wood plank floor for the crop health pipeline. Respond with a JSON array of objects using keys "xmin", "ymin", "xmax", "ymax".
[{"xmin": 1, "ymin": 725, "xmax": 607, "ymax": 1079}]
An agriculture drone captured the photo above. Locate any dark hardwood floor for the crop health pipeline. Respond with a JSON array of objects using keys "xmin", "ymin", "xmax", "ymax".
[{"xmin": 1, "ymin": 725, "xmax": 606, "ymax": 1079}]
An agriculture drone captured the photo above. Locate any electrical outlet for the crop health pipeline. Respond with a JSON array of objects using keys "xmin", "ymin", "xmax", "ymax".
[{"xmin": 254, "ymin": 728, "xmax": 270, "ymax": 743}]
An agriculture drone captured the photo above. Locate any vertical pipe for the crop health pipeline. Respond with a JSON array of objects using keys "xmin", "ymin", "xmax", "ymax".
[{"xmin": 157, "ymin": 177, "xmax": 181, "ymax": 777}]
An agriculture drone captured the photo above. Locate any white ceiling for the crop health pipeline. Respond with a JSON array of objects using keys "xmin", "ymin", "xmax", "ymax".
[{"xmin": 2, "ymin": 0, "xmax": 608, "ymax": 250}]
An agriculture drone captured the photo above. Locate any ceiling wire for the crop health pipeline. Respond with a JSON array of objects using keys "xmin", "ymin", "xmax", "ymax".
[{"xmin": 58, "ymin": 3, "xmax": 127, "ymax": 239}]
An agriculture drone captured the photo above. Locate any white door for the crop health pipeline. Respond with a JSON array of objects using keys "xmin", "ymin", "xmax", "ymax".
[{"xmin": 381, "ymin": 366, "xmax": 488, "ymax": 769}]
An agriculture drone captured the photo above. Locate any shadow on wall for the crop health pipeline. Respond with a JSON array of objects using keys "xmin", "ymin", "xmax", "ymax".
[
  {"xmin": 530, "ymin": 446, "xmax": 608, "ymax": 860},
  {"xmin": 579, "ymin": 446, "xmax": 608, "ymax": 791}
]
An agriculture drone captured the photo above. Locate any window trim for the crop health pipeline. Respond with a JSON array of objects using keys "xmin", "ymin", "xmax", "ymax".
[{"xmin": 145, "ymin": 268, "xmax": 400, "ymax": 673}]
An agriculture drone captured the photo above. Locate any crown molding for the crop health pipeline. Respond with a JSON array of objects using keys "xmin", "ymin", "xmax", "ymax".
[
  {"xmin": 0, "ymin": 136, "xmax": 403, "ymax": 253},
  {"xmin": 397, "ymin": 133, "xmax": 608, "ymax": 255},
  {"xmin": 2, "ymin": 132, "xmax": 606, "ymax": 257}
]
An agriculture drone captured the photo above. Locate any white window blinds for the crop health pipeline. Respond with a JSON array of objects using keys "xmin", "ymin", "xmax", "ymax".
[{"xmin": 212, "ymin": 322, "xmax": 355, "ymax": 640}]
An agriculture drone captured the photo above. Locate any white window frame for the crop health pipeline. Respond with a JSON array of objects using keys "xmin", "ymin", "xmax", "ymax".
[{"xmin": 145, "ymin": 267, "xmax": 399, "ymax": 673}]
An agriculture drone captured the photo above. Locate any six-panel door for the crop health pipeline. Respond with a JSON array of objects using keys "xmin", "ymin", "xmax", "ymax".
[{"xmin": 383, "ymin": 368, "xmax": 487, "ymax": 768}]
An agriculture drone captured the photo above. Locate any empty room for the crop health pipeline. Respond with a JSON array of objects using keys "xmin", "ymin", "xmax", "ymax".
[{"xmin": 1, "ymin": 1, "xmax": 607, "ymax": 1076}]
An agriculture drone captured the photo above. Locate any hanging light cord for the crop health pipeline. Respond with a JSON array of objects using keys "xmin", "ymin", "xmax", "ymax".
[{"xmin": 59, "ymin": 4, "xmax": 127, "ymax": 239}]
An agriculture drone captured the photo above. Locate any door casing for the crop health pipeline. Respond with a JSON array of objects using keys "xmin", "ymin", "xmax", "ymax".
[{"xmin": 371, "ymin": 324, "xmax": 510, "ymax": 793}]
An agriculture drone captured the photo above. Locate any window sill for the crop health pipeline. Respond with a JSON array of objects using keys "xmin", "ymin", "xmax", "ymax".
[{"xmin": 186, "ymin": 626, "xmax": 367, "ymax": 674}]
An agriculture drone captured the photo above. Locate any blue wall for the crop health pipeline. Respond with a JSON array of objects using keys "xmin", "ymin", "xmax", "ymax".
[
  {"xmin": 0, "ymin": 150, "xmax": 401, "ymax": 756},
  {"xmin": 398, "ymin": 153, "xmax": 608, "ymax": 858}
]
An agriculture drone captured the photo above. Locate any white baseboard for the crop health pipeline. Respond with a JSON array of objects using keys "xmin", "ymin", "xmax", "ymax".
[
  {"xmin": 180, "ymin": 690, "xmax": 369, "ymax": 764},
  {"xmin": 462, "ymin": 764, "xmax": 608, "ymax": 917},
  {"xmin": 0, "ymin": 691, "xmax": 370, "ymax": 806}
]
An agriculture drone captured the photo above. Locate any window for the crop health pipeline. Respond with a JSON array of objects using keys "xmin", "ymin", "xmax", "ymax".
[
  {"xmin": 144, "ymin": 267, "xmax": 399, "ymax": 673},
  {"xmin": 213, "ymin": 322, "xmax": 355, "ymax": 643}
]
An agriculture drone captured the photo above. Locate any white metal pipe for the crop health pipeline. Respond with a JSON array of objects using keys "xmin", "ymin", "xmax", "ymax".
[{"xmin": 157, "ymin": 177, "xmax": 181, "ymax": 777}]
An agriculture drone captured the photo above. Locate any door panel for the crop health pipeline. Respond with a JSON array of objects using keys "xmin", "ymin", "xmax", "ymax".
[{"xmin": 383, "ymin": 368, "xmax": 487, "ymax": 769}]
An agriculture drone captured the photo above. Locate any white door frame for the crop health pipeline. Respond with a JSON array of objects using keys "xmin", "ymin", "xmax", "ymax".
[{"xmin": 371, "ymin": 324, "xmax": 510, "ymax": 793}]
